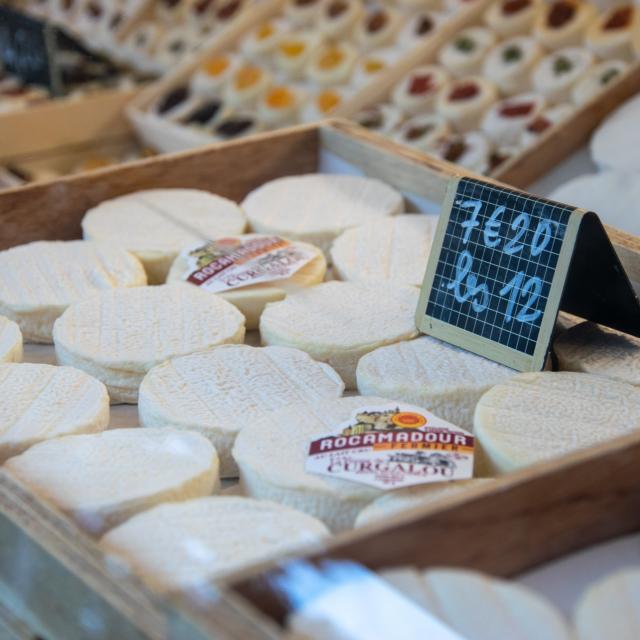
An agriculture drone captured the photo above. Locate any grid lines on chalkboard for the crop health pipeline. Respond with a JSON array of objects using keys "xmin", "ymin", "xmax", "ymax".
[{"xmin": 426, "ymin": 178, "xmax": 573, "ymax": 356}]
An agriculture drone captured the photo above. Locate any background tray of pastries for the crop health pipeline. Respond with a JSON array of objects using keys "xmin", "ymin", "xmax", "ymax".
[{"xmin": 2, "ymin": 120, "xmax": 640, "ymax": 638}]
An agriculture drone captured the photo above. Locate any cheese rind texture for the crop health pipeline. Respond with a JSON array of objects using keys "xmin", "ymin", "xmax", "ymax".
[
  {"xmin": 0, "ymin": 240, "xmax": 146, "ymax": 343},
  {"xmin": 0, "ymin": 316, "xmax": 22, "ymax": 363},
  {"xmin": 232, "ymin": 396, "xmax": 390, "ymax": 532},
  {"xmin": 473, "ymin": 372, "xmax": 640, "ymax": 475},
  {"xmin": 242, "ymin": 174, "xmax": 404, "ymax": 255},
  {"xmin": 574, "ymin": 569, "xmax": 640, "ymax": 640},
  {"xmin": 382, "ymin": 568, "xmax": 572, "ymax": 640},
  {"xmin": 139, "ymin": 345, "xmax": 345, "ymax": 478},
  {"xmin": 355, "ymin": 479, "xmax": 493, "ymax": 527},
  {"xmin": 4, "ymin": 428, "xmax": 219, "ymax": 536},
  {"xmin": 357, "ymin": 336, "xmax": 515, "ymax": 430},
  {"xmin": 330, "ymin": 215, "xmax": 438, "ymax": 287},
  {"xmin": 100, "ymin": 496, "xmax": 329, "ymax": 594},
  {"xmin": 82, "ymin": 189, "xmax": 247, "ymax": 283},
  {"xmin": 53, "ymin": 284, "xmax": 246, "ymax": 403},
  {"xmin": 260, "ymin": 281, "xmax": 419, "ymax": 389},
  {"xmin": 555, "ymin": 321, "xmax": 640, "ymax": 386},
  {"xmin": 0, "ymin": 363, "xmax": 109, "ymax": 461},
  {"xmin": 167, "ymin": 235, "xmax": 327, "ymax": 329}
]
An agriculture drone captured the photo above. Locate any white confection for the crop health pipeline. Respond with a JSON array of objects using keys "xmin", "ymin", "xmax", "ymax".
[
  {"xmin": 572, "ymin": 60, "xmax": 629, "ymax": 107},
  {"xmin": 242, "ymin": 174, "xmax": 403, "ymax": 256},
  {"xmin": 474, "ymin": 372, "xmax": 640, "ymax": 475},
  {"xmin": 232, "ymin": 396, "xmax": 391, "ymax": 532},
  {"xmin": 382, "ymin": 568, "xmax": 572, "ymax": 640},
  {"xmin": 260, "ymin": 281, "xmax": 419, "ymax": 389},
  {"xmin": 0, "ymin": 316, "xmax": 22, "ymax": 363},
  {"xmin": 357, "ymin": 337, "xmax": 515, "ymax": 430},
  {"xmin": 532, "ymin": 47, "xmax": 594, "ymax": 104},
  {"xmin": 100, "ymin": 497, "xmax": 329, "ymax": 594},
  {"xmin": 591, "ymin": 92, "xmax": 640, "ymax": 172},
  {"xmin": 53, "ymin": 284, "xmax": 245, "ymax": 404},
  {"xmin": 139, "ymin": 345, "xmax": 344, "ymax": 477},
  {"xmin": 355, "ymin": 479, "xmax": 493, "ymax": 527},
  {"xmin": 549, "ymin": 171, "xmax": 640, "ymax": 237},
  {"xmin": 4, "ymin": 428, "xmax": 219, "ymax": 536},
  {"xmin": 81, "ymin": 189, "xmax": 247, "ymax": 283},
  {"xmin": 167, "ymin": 235, "xmax": 327, "ymax": 329},
  {"xmin": 555, "ymin": 321, "xmax": 640, "ymax": 386},
  {"xmin": 330, "ymin": 215, "xmax": 438, "ymax": 288},
  {"xmin": 574, "ymin": 569, "xmax": 640, "ymax": 640},
  {"xmin": 0, "ymin": 363, "xmax": 109, "ymax": 462},
  {"xmin": 0, "ymin": 240, "xmax": 146, "ymax": 343}
]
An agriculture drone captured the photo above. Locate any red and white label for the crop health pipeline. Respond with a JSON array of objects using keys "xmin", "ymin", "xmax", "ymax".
[
  {"xmin": 306, "ymin": 403, "xmax": 474, "ymax": 490},
  {"xmin": 182, "ymin": 236, "xmax": 315, "ymax": 293}
]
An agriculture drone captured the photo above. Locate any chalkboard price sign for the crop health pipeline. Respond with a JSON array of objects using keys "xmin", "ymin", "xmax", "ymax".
[{"xmin": 417, "ymin": 177, "xmax": 640, "ymax": 371}]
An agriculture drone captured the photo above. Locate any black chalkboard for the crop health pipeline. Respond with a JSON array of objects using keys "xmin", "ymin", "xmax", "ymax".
[
  {"xmin": 0, "ymin": 6, "xmax": 61, "ymax": 93},
  {"xmin": 416, "ymin": 177, "xmax": 640, "ymax": 371}
]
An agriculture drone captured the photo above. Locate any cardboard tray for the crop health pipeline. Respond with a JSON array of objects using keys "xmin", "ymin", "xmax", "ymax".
[{"xmin": 1, "ymin": 120, "xmax": 640, "ymax": 639}]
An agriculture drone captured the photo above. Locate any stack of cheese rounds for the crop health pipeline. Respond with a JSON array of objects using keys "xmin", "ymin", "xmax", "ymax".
[
  {"xmin": 53, "ymin": 283, "xmax": 246, "ymax": 403},
  {"xmin": 139, "ymin": 344, "xmax": 344, "ymax": 477},
  {"xmin": 4, "ymin": 429, "xmax": 219, "ymax": 536}
]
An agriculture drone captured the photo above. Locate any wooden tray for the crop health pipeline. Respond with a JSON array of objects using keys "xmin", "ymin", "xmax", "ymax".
[
  {"xmin": 127, "ymin": 0, "xmax": 495, "ymax": 153},
  {"xmin": 1, "ymin": 120, "xmax": 640, "ymax": 639}
]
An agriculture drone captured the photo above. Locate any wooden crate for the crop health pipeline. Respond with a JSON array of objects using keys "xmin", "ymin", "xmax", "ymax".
[
  {"xmin": 0, "ymin": 87, "xmax": 143, "ymax": 183},
  {"xmin": 1, "ymin": 120, "xmax": 640, "ymax": 639},
  {"xmin": 127, "ymin": 0, "xmax": 495, "ymax": 153}
]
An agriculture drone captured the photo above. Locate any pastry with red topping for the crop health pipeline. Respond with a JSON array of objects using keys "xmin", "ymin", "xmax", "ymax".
[
  {"xmin": 533, "ymin": 0, "xmax": 596, "ymax": 50},
  {"xmin": 391, "ymin": 65, "xmax": 451, "ymax": 114},
  {"xmin": 585, "ymin": 4, "xmax": 639, "ymax": 61},
  {"xmin": 481, "ymin": 93, "xmax": 546, "ymax": 145},
  {"xmin": 436, "ymin": 76, "xmax": 498, "ymax": 131},
  {"xmin": 484, "ymin": 0, "xmax": 541, "ymax": 37}
]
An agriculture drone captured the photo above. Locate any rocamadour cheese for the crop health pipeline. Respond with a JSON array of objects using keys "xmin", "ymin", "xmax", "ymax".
[
  {"xmin": 330, "ymin": 215, "xmax": 438, "ymax": 288},
  {"xmin": 382, "ymin": 568, "xmax": 572, "ymax": 640},
  {"xmin": 81, "ymin": 189, "xmax": 247, "ymax": 283},
  {"xmin": 260, "ymin": 281, "xmax": 419, "ymax": 389},
  {"xmin": 100, "ymin": 497, "xmax": 329, "ymax": 594},
  {"xmin": 357, "ymin": 336, "xmax": 515, "ymax": 430},
  {"xmin": 0, "ymin": 363, "xmax": 109, "ymax": 461},
  {"xmin": 242, "ymin": 174, "xmax": 403, "ymax": 256},
  {"xmin": 0, "ymin": 240, "xmax": 146, "ymax": 343},
  {"xmin": 0, "ymin": 316, "xmax": 22, "ymax": 363},
  {"xmin": 555, "ymin": 321, "xmax": 640, "ymax": 386},
  {"xmin": 4, "ymin": 428, "xmax": 219, "ymax": 536},
  {"xmin": 52, "ymin": 283, "xmax": 245, "ymax": 404},
  {"xmin": 473, "ymin": 372, "xmax": 640, "ymax": 475},
  {"xmin": 232, "ymin": 396, "xmax": 391, "ymax": 533},
  {"xmin": 138, "ymin": 345, "xmax": 344, "ymax": 477}
]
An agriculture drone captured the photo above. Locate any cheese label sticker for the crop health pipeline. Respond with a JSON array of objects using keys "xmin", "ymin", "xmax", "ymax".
[
  {"xmin": 182, "ymin": 236, "xmax": 315, "ymax": 292},
  {"xmin": 306, "ymin": 403, "xmax": 474, "ymax": 490}
]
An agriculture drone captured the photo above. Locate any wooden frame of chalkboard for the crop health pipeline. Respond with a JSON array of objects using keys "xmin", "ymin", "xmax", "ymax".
[{"xmin": 1, "ymin": 121, "xmax": 640, "ymax": 638}]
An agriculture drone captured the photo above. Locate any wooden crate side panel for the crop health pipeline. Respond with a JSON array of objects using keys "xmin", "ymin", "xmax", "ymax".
[
  {"xmin": 0, "ymin": 124, "xmax": 319, "ymax": 250},
  {"xmin": 229, "ymin": 431, "xmax": 640, "ymax": 624}
]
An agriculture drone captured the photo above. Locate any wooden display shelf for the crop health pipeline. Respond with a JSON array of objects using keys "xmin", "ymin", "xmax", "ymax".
[{"xmin": 1, "ymin": 120, "xmax": 640, "ymax": 638}]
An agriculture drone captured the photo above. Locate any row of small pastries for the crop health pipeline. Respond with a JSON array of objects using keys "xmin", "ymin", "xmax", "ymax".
[
  {"xmin": 354, "ymin": 0, "xmax": 638, "ymax": 175},
  {"xmin": 145, "ymin": 0, "xmax": 465, "ymax": 141}
]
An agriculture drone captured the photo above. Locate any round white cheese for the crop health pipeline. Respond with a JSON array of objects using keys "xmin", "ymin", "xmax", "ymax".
[
  {"xmin": 232, "ymin": 396, "xmax": 390, "ymax": 533},
  {"xmin": 53, "ymin": 284, "xmax": 246, "ymax": 404},
  {"xmin": 0, "ymin": 240, "xmax": 146, "ymax": 343},
  {"xmin": 260, "ymin": 281, "xmax": 419, "ymax": 389},
  {"xmin": 139, "ymin": 345, "xmax": 345, "ymax": 478},
  {"xmin": 549, "ymin": 172, "xmax": 640, "ymax": 237},
  {"xmin": 330, "ymin": 215, "xmax": 438, "ymax": 288},
  {"xmin": 167, "ymin": 235, "xmax": 327, "ymax": 330},
  {"xmin": 357, "ymin": 336, "xmax": 515, "ymax": 430},
  {"xmin": 82, "ymin": 189, "xmax": 247, "ymax": 283},
  {"xmin": 384, "ymin": 568, "xmax": 572, "ymax": 640},
  {"xmin": 100, "ymin": 496, "xmax": 329, "ymax": 594},
  {"xmin": 0, "ymin": 316, "xmax": 22, "ymax": 363},
  {"xmin": 355, "ymin": 479, "xmax": 493, "ymax": 527},
  {"xmin": 0, "ymin": 363, "xmax": 109, "ymax": 461},
  {"xmin": 4, "ymin": 428, "xmax": 219, "ymax": 536},
  {"xmin": 574, "ymin": 569, "xmax": 640, "ymax": 640},
  {"xmin": 555, "ymin": 321, "xmax": 640, "ymax": 386},
  {"xmin": 242, "ymin": 174, "xmax": 403, "ymax": 256},
  {"xmin": 474, "ymin": 372, "xmax": 640, "ymax": 475}
]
